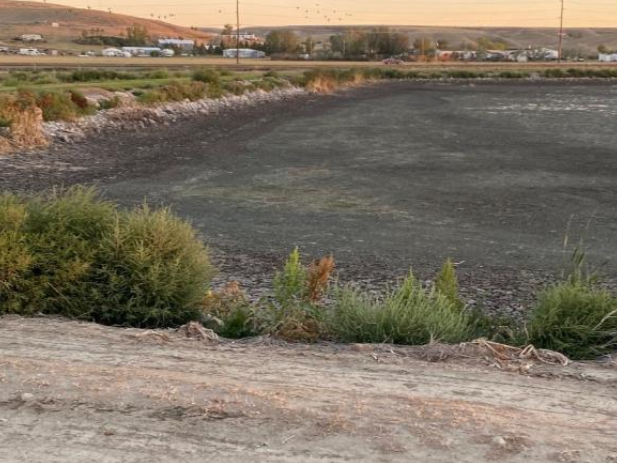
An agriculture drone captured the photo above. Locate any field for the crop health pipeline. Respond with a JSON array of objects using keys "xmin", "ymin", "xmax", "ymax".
[
  {"xmin": 1, "ymin": 316, "xmax": 616, "ymax": 463},
  {"xmin": 4, "ymin": 55, "xmax": 617, "ymax": 70}
]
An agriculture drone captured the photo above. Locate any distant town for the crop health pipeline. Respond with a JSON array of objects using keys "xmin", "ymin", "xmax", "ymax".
[{"xmin": 2, "ymin": 25, "xmax": 616, "ymax": 62}]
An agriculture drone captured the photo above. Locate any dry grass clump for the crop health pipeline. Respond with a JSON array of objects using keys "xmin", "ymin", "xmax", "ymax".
[
  {"xmin": 303, "ymin": 69, "xmax": 368, "ymax": 94},
  {"xmin": 0, "ymin": 93, "xmax": 49, "ymax": 153}
]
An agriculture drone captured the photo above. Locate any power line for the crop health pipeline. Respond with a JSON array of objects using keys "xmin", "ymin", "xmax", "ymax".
[{"xmin": 558, "ymin": 0, "xmax": 565, "ymax": 62}]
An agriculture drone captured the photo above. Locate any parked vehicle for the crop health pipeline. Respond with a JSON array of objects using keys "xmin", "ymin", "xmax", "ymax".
[
  {"xmin": 18, "ymin": 48, "xmax": 46, "ymax": 56},
  {"xmin": 382, "ymin": 57, "xmax": 404, "ymax": 65}
]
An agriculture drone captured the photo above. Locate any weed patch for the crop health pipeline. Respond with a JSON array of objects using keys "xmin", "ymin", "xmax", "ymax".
[{"xmin": 328, "ymin": 272, "xmax": 472, "ymax": 345}]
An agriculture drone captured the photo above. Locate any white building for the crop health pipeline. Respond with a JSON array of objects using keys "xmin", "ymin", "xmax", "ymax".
[
  {"xmin": 157, "ymin": 38, "xmax": 194, "ymax": 51},
  {"xmin": 21, "ymin": 34, "xmax": 43, "ymax": 42},
  {"xmin": 599, "ymin": 53, "xmax": 617, "ymax": 62},
  {"xmin": 223, "ymin": 48, "xmax": 266, "ymax": 59},
  {"xmin": 222, "ymin": 33, "xmax": 259, "ymax": 42},
  {"xmin": 121, "ymin": 47, "xmax": 162, "ymax": 56},
  {"xmin": 102, "ymin": 48, "xmax": 131, "ymax": 57}
]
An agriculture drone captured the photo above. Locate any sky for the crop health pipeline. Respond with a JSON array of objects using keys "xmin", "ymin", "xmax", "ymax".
[{"xmin": 31, "ymin": 0, "xmax": 617, "ymax": 28}]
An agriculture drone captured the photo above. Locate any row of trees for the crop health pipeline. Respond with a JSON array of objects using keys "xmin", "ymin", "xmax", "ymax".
[{"xmin": 76, "ymin": 25, "xmax": 151, "ymax": 47}]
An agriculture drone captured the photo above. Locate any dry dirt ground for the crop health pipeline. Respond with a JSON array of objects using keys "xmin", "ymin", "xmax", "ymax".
[{"xmin": 1, "ymin": 316, "xmax": 616, "ymax": 463}]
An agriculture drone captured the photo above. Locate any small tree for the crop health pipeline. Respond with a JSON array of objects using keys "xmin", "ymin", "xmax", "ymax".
[
  {"xmin": 125, "ymin": 24, "xmax": 148, "ymax": 46},
  {"xmin": 598, "ymin": 44, "xmax": 611, "ymax": 54},
  {"xmin": 435, "ymin": 259, "xmax": 465, "ymax": 311}
]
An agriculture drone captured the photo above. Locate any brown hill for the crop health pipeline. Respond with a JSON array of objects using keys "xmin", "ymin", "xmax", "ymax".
[{"xmin": 0, "ymin": 0, "xmax": 211, "ymax": 50}]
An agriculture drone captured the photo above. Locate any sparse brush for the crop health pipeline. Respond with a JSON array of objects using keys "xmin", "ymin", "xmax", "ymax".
[
  {"xmin": 527, "ymin": 279, "xmax": 617, "ymax": 359},
  {"xmin": 263, "ymin": 248, "xmax": 327, "ymax": 342},
  {"xmin": 202, "ymin": 282, "xmax": 259, "ymax": 338},
  {"xmin": 327, "ymin": 272, "xmax": 472, "ymax": 345}
]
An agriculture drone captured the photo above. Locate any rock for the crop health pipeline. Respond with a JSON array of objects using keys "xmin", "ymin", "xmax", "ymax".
[
  {"xmin": 20, "ymin": 393, "xmax": 35, "ymax": 402},
  {"xmin": 492, "ymin": 436, "xmax": 507, "ymax": 447}
]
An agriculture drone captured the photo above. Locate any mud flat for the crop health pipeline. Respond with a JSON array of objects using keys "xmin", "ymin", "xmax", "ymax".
[{"xmin": 1, "ymin": 81, "xmax": 617, "ymax": 315}]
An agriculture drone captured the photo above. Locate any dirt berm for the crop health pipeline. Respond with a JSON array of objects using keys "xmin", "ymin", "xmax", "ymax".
[{"xmin": 0, "ymin": 316, "xmax": 616, "ymax": 462}]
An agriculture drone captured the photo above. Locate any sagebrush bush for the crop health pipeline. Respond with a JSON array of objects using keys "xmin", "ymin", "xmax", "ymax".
[
  {"xmin": 528, "ymin": 280, "xmax": 617, "ymax": 359},
  {"xmin": 0, "ymin": 188, "xmax": 215, "ymax": 327},
  {"xmin": 90, "ymin": 205, "xmax": 215, "ymax": 327},
  {"xmin": 327, "ymin": 272, "xmax": 472, "ymax": 345},
  {"xmin": 192, "ymin": 68, "xmax": 221, "ymax": 85},
  {"xmin": 35, "ymin": 90, "xmax": 94, "ymax": 121},
  {"xmin": 138, "ymin": 81, "xmax": 210, "ymax": 104}
]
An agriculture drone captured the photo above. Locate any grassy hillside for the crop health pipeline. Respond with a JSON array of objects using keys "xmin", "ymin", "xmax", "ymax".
[
  {"xmin": 0, "ymin": 0, "xmax": 211, "ymax": 51},
  {"xmin": 205, "ymin": 25, "xmax": 617, "ymax": 55}
]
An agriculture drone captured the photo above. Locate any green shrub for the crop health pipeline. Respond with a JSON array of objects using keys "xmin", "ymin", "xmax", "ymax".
[
  {"xmin": 435, "ymin": 258, "xmax": 465, "ymax": 310},
  {"xmin": 137, "ymin": 81, "xmax": 209, "ymax": 104},
  {"xmin": 90, "ymin": 205, "xmax": 215, "ymax": 327},
  {"xmin": 327, "ymin": 272, "xmax": 472, "ymax": 345},
  {"xmin": 192, "ymin": 68, "xmax": 221, "ymax": 84},
  {"xmin": 60, "ymin": 69, "xmax": 138, "ymax": 83},
  {"xmin": 498, "ymin": 71, "xmax": 529, "ymax": 79},
  {"xmin": 147, "ymin": 69, "xmax": 170, "ymax": 79},
  {"xmin": 35, "ymin": 90, "xmax": 94, "ymax": 121},
  {"xmin": 264, "ymin": 70, "xmax": 280, "ymax": 78},
  {"xmin": 0, "ymin": 188, "xmax": 215, "ymax": 328},
  {"xmin": 273, "ymin": 248, "xmax": 308, "ymax": 304},
  {"xmin": 527, "ymin": 280, "xmax": 617, "ymax": 359},
  {"xmin": 99, "ymin": 96, "xmax": 121, "ymax": 110},
  {"xmin": 544, "ymin": 69, "xmax": 567, "ymax": 78}
]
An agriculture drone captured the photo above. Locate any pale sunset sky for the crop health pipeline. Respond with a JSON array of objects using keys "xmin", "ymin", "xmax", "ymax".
[{"xmin": 31, "ymin": 0, "xmax": 617, "ymax": 28}]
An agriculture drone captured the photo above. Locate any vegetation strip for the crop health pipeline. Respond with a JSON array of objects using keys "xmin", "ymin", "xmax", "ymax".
[
  {"xmin": 1, "ymin": 188, "xmax": 615, "ymax": 360},
  {"xmin": 3, "ymin": 65, "xmax": 617, "ymax": 154}
]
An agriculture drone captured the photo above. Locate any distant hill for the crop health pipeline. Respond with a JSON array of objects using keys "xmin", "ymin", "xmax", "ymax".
[
  {"xmin": 0, "ymin": 0, "xmax": 211, "ymax": 51},
  {"xmin": 203, "ymin": 25, "xmax": 617, "ymax": 55}
]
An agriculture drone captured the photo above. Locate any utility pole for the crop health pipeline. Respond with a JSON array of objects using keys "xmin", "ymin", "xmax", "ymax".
[
  {"xmin": 558, "ymin": 0, "xmax": 565, "ymax": 62},
  {"xmin": 236, "ymin": 0, "xmax": 240, "ymax": 64}
]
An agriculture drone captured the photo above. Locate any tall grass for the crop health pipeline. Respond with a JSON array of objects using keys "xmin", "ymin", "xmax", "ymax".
[{"xmin": 327, "ymin": 272, "xmax": 472, "ymax": 345}]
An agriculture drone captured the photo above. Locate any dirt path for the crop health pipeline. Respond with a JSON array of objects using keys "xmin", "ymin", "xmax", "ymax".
[{"xmin": 1, "ymin": 316, "xmax": 615, "ymax": 462}]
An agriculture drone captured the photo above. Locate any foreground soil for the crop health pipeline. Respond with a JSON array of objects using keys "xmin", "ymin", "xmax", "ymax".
[{"xmin": 0, "ymin": 316, "xmax": 616, "ymax": 463}]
